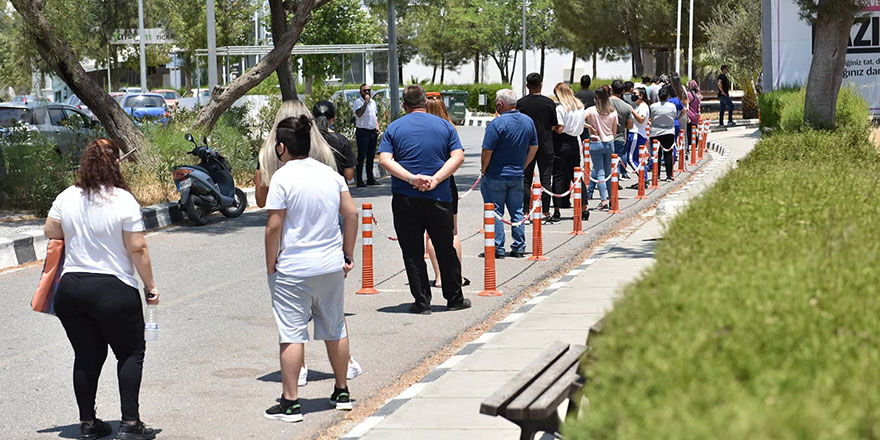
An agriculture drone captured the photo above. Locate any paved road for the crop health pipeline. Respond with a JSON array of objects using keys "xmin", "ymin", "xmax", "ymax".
[{"xmin": 0, "ymin": 126, "xmax": 691, "ymax": 439}]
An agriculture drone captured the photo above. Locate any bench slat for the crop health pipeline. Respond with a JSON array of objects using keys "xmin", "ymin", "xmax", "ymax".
[
  {"xmin": 529, "ymin": 368, "xmax": 581, "ymax": 419},
  {"xmin": 503, "ymin": 344, "xmax": 585, "ymax": 420},
  {"xmin": 479, "ymin": 341, "xmax": 569, "ymax": 416}
]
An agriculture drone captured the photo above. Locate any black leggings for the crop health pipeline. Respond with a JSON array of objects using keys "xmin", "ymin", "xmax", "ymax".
[
  {"xmin": 551, "ymin": 133, "xmax": 580, "ymax": 210},
  {"xmin": 653, "ymin": 134, "xmax": 676, "ymax": 179},
  {"xmin": 54, "ymin": 273, "xmax": 145, "ymax": 422}
]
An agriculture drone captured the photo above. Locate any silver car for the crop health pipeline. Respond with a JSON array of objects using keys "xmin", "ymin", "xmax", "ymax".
[{"xmin": 0, "ymin": 102, "xmax": 100, "ymax": 159}]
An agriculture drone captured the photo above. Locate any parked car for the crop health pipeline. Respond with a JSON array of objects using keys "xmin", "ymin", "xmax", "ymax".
[
  {"xmin": 118, "ymin": 93, "xmax": 169, "ymax": 125},
  {"xmin": 0, "ymin": 102, "xmax": 100, "ymax": 159},
  {"xmin": 152, "ymin": 89, "xmax": 180, "ymax": 111},
  {"xmin": 65, "ymin": 95, "xmax": 95, "ymax": 119},
  {"xmin": 372, "ymin": 88, "xmax": 405, "ymax": 104},
  {"xmin": 119, "ymin": 87, "xmax": 142, "ymax": 94},
  {"xmin": 329, "ymin": 89, "xmax": 362, "ymax": 104}
]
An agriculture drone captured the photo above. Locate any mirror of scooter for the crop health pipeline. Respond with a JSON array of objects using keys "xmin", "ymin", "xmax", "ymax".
[{"xmin": 185, "ymin": 133, "xmax": 195, "ymax": 144}]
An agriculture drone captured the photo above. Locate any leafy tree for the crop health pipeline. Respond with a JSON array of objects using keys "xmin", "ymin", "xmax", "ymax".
[
  {"xmin": 527, "ymin": 0, "xmax": 559, "ymax": 78},
  {"xmin": 412, "ymin": 0, "xmax": 468, "ymax": 83},
  {"xmin": 795, "ymin": 0, "xmax": 869, "ymax": 129},
  {"xmin": 474, "ymin": 0, "xmax": 523, "ymax": 83},
  {"xmin": 297, "ymin": 0, "xmax": 381, "ymax": 91},
  {"xmin": 0, "ymin": 5, "xmax": 35, "ymax": 95}
]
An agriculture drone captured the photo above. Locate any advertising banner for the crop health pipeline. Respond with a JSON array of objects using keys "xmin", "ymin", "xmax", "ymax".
[{"xmin": 767, "ymin": 0, "xmax": 880, "ymax": 114}]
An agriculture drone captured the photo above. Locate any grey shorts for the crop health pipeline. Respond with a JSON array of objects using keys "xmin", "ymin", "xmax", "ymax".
[{"xmin": 268, "ymin": 270, "xmax": 347, "ymax": 344}]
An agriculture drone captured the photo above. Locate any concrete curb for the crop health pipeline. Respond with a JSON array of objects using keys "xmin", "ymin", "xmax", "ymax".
[{"xmin": 0, "ymin": 188, "xmax": 257, "ymax": 271}]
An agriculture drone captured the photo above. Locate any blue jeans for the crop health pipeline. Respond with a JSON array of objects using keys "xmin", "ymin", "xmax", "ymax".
[
  {"xmin": 587, "ymin": 141, "xmax": 613, "ymax": 201},
  {"xmin": 719, "ymin": 95, "xmax": 734, "ymax": 123},
  {"xmin": 480, "ymin": 176, "xmax": 525, "ymax": 253},
  {"xmin": 614, "ymin": 139, "xmax": 629, "ymax": 178}
]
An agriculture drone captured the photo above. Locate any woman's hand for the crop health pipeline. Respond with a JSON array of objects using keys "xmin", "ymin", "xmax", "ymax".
[{"xmin": 145, "ymin": 286, "xmax": 160, "ymax": 305}]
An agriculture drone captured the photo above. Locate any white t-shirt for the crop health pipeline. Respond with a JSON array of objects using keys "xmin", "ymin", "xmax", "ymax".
[
  {"xmin": 353, "ymin": 97, "xmax": 378, "ymax": 130},
  {"xmin": 555, "ymin": 105, "xmax": 585, "ymax": 137},
  {"xmin": 48, "ymin": 186, "xmax": 145, "ymax": 288},
  {"xmin": 266, "ymin": 158, "xmax": 348, "ymax": 277},
  {"xmin": 633, "ymin": 102, "xmax": 650, "ymax": 137}
]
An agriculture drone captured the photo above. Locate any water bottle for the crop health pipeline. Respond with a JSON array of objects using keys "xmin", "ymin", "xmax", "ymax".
[{"xmin": 144, "ymin": 305, "xmax": 159, "ymax": 342}]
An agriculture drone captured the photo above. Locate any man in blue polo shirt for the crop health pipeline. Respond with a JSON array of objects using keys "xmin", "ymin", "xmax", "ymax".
[
  {"xmin": 378, "ymin": 85, "xmax": 469, "ymax": 315},
  {"xmin": 481, "ymin": 89, "xmax": 539, "ymax": 259}
]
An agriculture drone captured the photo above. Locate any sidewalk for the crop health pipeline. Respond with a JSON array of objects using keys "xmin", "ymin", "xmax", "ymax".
[{"xmin": 341, "ymin": 129, "xmax": 760, "ymax": 439}]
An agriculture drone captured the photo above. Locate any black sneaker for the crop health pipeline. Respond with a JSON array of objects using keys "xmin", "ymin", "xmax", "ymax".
[
  {"xmin": 264, "ymin": 397, "xmax": 303, "ymax": 423},
  {"xmin": 509, "ymin": 250, "xmax": 527, "ymax": 258},
  {"xmin": 115, "ymin": 421, "xmax": 156, "ymax": 440},
  {"xmin": 408, "ymin": 303, "xmax": 431, "ymax": 315},
  {"xmin": 366, "ymin": 180, "xmax": 380, "ymax": 186},
  {"xmin": 356, "ymin": 181, "xmax": 366, "ymax": 188},
  {"xmin": 80, "ymin": 419, "xmax": 112, "ymax": 440},
  {"xmin": 330, "ymin": 387, "xmax": 353, "ymax": 410},
  {"xmin": 447, "ymin": 298, "xmax": 472, "ymax": 311}
]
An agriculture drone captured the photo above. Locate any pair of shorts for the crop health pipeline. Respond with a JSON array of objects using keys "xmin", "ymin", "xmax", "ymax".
[{"xmin": 268, "ymin": 270, "xmax": 347, "ymax": 344}]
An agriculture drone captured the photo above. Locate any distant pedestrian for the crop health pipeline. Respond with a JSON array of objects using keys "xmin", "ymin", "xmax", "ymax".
[
  {"xmin": 44, "ymin": 138, "xmax": 159, "ymax": 440},
  {"xmin": 717, "ymin": 65, "xmax": 734, "ymax": 126},
  {"xmin": 648, "ymin": 76, "xmax": 662, "ymax": 104},
  {"xmin": 610, "ymin": 80, "xmax": 634, "ymax": 180},
  {"xmin": 313, "ymin": 100, "xmax": 356, "ymax": 182},
  {"xmin": 423, "ymin": 92, "xmax": 469, "ymax": 289},
  {"xmin": 623, "ymin": 81, "xmax": 637, "ymax": 108},
  {"xmin": 575, "ymin": 74, "xmax": 596, "ymax": 144},
  {"xmin": 517, "ymin": 72, "xmax": 559, "ymax": 217},
  {"xmin": 378, "ymin": 85, "xmax": 470, "ymax": 315},
  {"xmin": 263, "ymin": 115, "xmax": 359, "ymax": 422},
  {"xmin": 650, "ymin": 87, "xmax": 678, "ymax": 181},
  {"xmin": 686, "ymin": 80, "xmax": 702, "ymax": 148},
  {"xmin": 670, "ymin": 72, "xmax": 690, "ymax": 139},
  {"xmin": 584, "ymin": 88, "xmax": 618, "ymax": 211},
  {"xmin": 481, "ymin": 89, "xmax": 539, "ymax": 258},
  {"xmin": 353, "ymin": 83, "xmax": 380, "ymax": 187},
  {"xmin": 550, "ymin": 82, "xmax": 585, "ymax": 223},
  {"xmin": 255, "ymin": 100, "xmax": 337, "ymax": 207}
]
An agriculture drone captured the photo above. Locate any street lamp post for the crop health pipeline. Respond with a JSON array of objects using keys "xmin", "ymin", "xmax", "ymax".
[
  {"xmin": 137, "ymin": 0, "xmax": 147, "ymax": 91},
  {"xmin": 388, "ymin": 0, "xmax": 400, "ymax": 118},
  {"xmin": 206, "ymin": 0, "xmax": 218, "ymax": 93},
  {"xmin": 521, "ymin": 0, "xmax": 526, "ymax": 96},
  {"xmin": 675, "ymin": 0, "xmax": 682, "ymax": 74},
  {"xmin": 687, "ymin": 0, "xmax": 694, "ymax": 79}
]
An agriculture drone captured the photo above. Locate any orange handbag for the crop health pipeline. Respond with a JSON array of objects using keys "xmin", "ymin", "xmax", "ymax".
[{"xmin": 32, "ymin": 239, "xmax": 64, "ymax": 314}]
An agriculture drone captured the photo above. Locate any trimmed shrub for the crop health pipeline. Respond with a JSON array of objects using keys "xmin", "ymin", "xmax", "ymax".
[
  {"xmin": 761, "ymin": 86, "xmax": 870, "ymax": 134},
  {"xmin": 0, "ymin": 127, "xmax": 74, "ymax": 216}
]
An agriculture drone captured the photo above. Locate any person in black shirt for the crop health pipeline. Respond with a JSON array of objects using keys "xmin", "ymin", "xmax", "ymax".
[
  {"xmin": 516, "ymin": 72, "xmax": 559, "ymax": 216},
  {"xmin": 717, "ymin": 65, "xmax": 735, "ymax": 127},
  {"xmin": 313, "ymin": 100, "xmax": 356, "ymax": 181},
  {"xmin": 574, "ymin": 74, "xmax": 596, "ymax": 109}
]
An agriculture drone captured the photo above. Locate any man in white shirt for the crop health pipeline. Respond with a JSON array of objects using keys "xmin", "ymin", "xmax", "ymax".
[
  {"xmin": 353, "ymin": 83, "xmax": 380, "ymax": 187},
  {"xmin": 263, "ymin": 115, "xmax": 359, "ymax": 422}
]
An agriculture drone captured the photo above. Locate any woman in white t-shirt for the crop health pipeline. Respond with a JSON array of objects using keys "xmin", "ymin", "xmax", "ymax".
[
  {"xmin": 627, "ymin": 88, "xmax": 651, "ymax": 185},
  {"xmin": 549, "ymin": 82, "xmax": 586, "ymax": 222},
  {"xmin": 43, "ymin": 139, "xmax": 158, "ymax": 440},
  {"xmin": 584, "ymin": 87, "xmax": 618, "ymax": 211}
]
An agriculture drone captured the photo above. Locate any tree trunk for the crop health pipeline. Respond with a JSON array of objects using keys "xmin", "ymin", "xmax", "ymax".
[
  {"xmin": 569, "ymin": 51, "xmax": 576, "ymax": 83},
  {"xmin": 592, "ymin": 50, "xmax": 597, "ymax": 79},
  {"xmin": 804, "ymin": 10, "xmax": 854, "ymax": 129},
  {"xmin": 305, "ymin": 77, "xmax": 313, "ymax": 96},
  {"xmin": 440, "ymin": 54, "xmax": 445, "ymax": 84},
  {"xmin": 628, "ymin": 34, "xmax": 644, "ymax": 77},
  {"xmin": 432, "ymin": 65, "xmax": 437, "ymax": 84},
  {"xmin": 268, "ymin": 0, "xmax": 298, "ymax": 101},
  {"xmin": 398, "ymin": 65, "xmax": 404, "ymax": 86},
  {"xmin": 539, "ymin": 43, "xmax": 546, "ymax": 78},
  {"xmin": 10, "ymin": 0, "xmax": 147, "ymax": 154},
  {"xmin": 490, "ymin": 54, "xmax": 508, "ymax": 83},
  {"xmin": 192, "ymin": 0, "xmax": 329, "ymax": 131},
  {"xmin": 474, "ymin": 51, "xmax": 480, "ymax": 83}
]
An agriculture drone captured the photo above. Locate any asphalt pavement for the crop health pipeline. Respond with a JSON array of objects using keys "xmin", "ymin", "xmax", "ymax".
[{"xmin": 0, "ymin": 126, "xmax": 701, "ymax": 439}]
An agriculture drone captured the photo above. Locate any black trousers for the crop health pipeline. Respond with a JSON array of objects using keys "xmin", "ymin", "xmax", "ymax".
[
  {"xmin": 54, "ymin": 273, "xmax": 145, "ymax": 422},
  {"xmin": 391, "ymin": 193, "xmax": 464, "ymax": 309},
  {"xmin": 686, "ymin": 122, "xmax": 696, "ymax": 155},
  {"xmin": 355, "ymin": 128, "xmax": 378, "ymax": 184},
  {"xmin": 523, "ymin": 151, "xmax": 553, "ymax": 214},
  {"xmin": 653, "ymin": 134, "xmax": 676, "ymax": 179},
  {"xmin": 552, "ymin": 133, "xmax": 580, "ymax": 210}
]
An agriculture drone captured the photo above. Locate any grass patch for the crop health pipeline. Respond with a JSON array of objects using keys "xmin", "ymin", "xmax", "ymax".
[{"xmin": 564, "ymin": 127, "xmax": 880, "ymax": 439}]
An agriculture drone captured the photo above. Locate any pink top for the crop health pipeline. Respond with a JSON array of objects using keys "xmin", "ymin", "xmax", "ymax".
[
  {"xmin": 687, "ymin": 90, "xmax": 701, "ymax": 125},
  {"xmin": 585, "ymin": 106, "xmax": 618, "ymax": 142}
]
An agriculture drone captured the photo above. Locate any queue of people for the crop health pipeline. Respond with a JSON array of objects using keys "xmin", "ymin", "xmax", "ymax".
[{"xmin": 41, "ymin": 74, "xmax": 709, "ymax": 436}]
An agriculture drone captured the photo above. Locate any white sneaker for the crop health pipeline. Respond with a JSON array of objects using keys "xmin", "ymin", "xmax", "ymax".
[
  {"xmin": 299, "ymin": 365, "xmax": 308, "ymax": 386},
  {"xmin": 347, "ymin": 358, "xmax": 364, "ymax": 380}
]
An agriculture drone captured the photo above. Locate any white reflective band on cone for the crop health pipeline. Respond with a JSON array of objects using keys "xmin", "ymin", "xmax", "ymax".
[
  {"xmin": 364, "ymin": 238, "xmax": 373, "ymax": 245},
  {"xmin": 484, "ymin": 210, "xmax": 494, "ymax": 218},
  {"xmin": 574, "ymin": 193, "xmax": 581, "ymax": 199},
  {"xmin": 485, "ymin": 239, "xmax": 494, "ymax": 247},
  {"xmin": 363, "ymin": 210, "xmax": 372, "ymax": 217},
  {"xmin": 362, "ymin": 223, "xmax": 372, "ymax": 232},
  {"xmin": 484, "ymin": 223, "xmax": 495, "ymax": 233}
]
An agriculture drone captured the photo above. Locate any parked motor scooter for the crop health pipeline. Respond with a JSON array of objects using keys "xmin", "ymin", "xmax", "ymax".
[{"xmin": 172, "ymin": 134, "xmax": 247, "ymax": 225}]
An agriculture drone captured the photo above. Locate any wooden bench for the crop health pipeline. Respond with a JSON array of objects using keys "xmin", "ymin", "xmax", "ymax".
[{"xmin": 480, "ymin": 341, "xmax": 586, "ymax": 440}]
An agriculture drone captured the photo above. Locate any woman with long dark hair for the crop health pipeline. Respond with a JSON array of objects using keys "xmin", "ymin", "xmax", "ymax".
[{"xmin": 44, "ymin": 138, "xmax": 159, "ymax": 440}]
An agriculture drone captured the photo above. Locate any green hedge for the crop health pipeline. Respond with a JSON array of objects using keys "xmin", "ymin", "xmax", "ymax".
[
  {"xmin": 759, "ymin": 86, "xmax": 870, "ymax": 134},
  {"xmin": 0, "ymin": 127, "xmax": 74, "ymax": 216},
  {"xmin": 564, "ymin": 125, "xmax": 880, "ymax": 438}
]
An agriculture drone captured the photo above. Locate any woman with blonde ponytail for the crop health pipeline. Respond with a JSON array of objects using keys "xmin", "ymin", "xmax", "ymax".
[{"xmin": 255, "ymin": 100, "xmax": 338, "ymax": 207}]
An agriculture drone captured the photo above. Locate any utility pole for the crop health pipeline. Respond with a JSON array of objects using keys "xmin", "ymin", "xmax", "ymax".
[
  {"xmin": 388, "ymin": 0, "xmax": 400, "ymax": 118},
  {"xmin": 137, "ymin": 0, "xmax": 147, "ymax": 91},
  {"xmin": 675, "ymin": 0, "xmax": 682, "ymax": 74},
  {"xmin": 206, "ymin": 0, "xmax": 218, "ymax": 93},
  {"xmin": 521, "ymin": 0, "xmax": 526, "ymax": 96},
  {"xmin": 687, "ymin": 0, "xmax": 694, "ymax": 79}
]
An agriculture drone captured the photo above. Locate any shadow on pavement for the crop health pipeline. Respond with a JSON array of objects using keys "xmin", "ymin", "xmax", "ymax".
[
  {"xmin": 165, "ymin": 209, "xmax": 265, "ymax": 236},
  {"xmin": 36, "ymin": 422, "xmax": 162, "ymax": 439},
  {"xmin": 257, "ymin": 369, "xmax": 336, "ymax": 384},
  {"xmin": 376, "ymin": 303, "xmax": 446, "ymax": 314}
]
